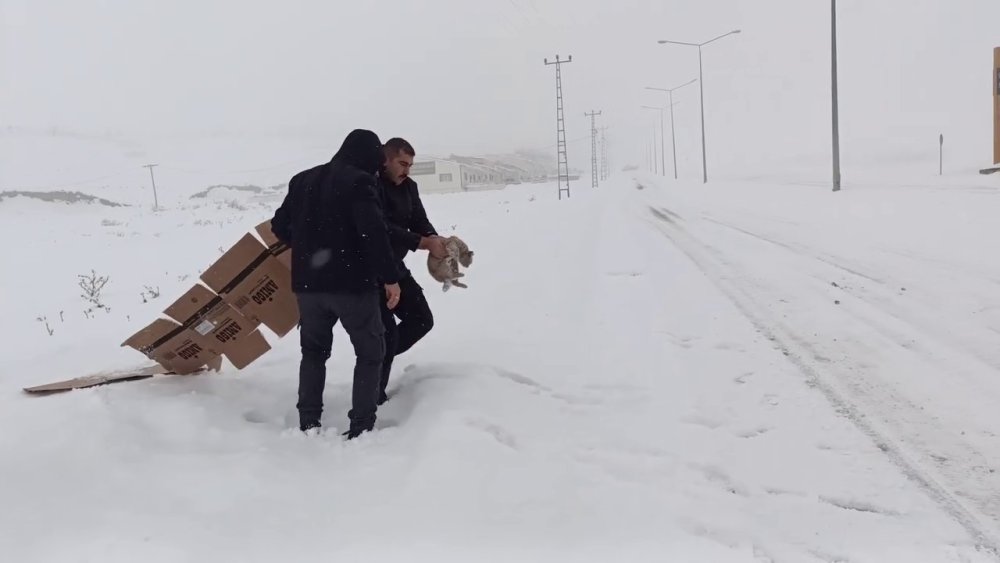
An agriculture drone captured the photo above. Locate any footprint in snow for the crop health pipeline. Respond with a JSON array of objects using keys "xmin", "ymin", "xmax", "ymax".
[
  {"xmin": 680, "ymin": 413, "xmax": 726, "ymax": 430},
  {"xmin": 688, "ymin": 463, "xmax": 751, "ymax": 496},
  {"xmin": 819, "ymin": 496, "xmax": 900, "ymax": 517},
  {"xmin": 737, "ymin": 426, "xmax": 772, "ymax": 439},
  {"xmin": 465, "ymin": 417, "xmax": 518, "ymax": 449}
]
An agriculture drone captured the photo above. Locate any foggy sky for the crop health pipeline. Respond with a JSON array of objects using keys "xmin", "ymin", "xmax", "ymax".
[{"xmin": 3, "ymin": 0, "xmax": 999, "ymax": 176}]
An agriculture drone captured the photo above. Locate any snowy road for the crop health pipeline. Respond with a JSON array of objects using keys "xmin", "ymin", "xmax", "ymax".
[
  {"xmin": 2, "ymin": 177, "xmax": 998, "ymax": 561},
  {"xmin": 632, "ymin": 175, "xmax": 1000, "ymax": 557}
]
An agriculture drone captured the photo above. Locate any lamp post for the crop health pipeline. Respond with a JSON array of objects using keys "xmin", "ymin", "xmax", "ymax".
[
  {"xmin": 831, "ymin": 0, "xmax": 842, "ymax": 191},
  {"xmin": 641, "ymin": 105, "xmax": 667, "ymax": 177},
  {"xmin": 658, "ymin": 30, "xmax": 741, "ymax": 184},
  {"xmin": 646, "ymin": 78, "xmax": 697, "ymax": 179}
]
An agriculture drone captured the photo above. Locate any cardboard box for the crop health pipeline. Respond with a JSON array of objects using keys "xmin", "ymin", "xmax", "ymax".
[
  {"xmin": 200, "ymin": 233, "xmax": 299, "ymax": 337},
  {"xmin": 255, "ymin": 220, "xmax": 292, "ymax": 270},
  {"xmin": 162, "ymin": 283, "xmax": 271, "ymax": 369},
  {"xmin": 25, "ymin": 221, "xmax": 302, "ymax": 394},
  {"xmin": 121, "ymin": 318, "xmax": 224, "ymax": 374}
]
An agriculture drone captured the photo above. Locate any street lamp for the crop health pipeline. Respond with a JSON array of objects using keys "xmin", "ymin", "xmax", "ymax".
[
  {"xmin": 831, "ymin": 0, "xmax": 841, "ymax": 191},
  {"xmin": 646, "ymin": 78, "xmax": 697, "ymax": 179},
  {"xmin": 641, "ymin": 105, "xmax": 667, "ymax": 177},
  {"xmin": 658, "ymin": 29, "xmax": 741, "ymax": 184}
]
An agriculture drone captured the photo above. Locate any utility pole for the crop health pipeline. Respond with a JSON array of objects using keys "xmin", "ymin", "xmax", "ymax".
[
  {"xmin": 831, "ymin": 0, "xmax": 842, "ymax": 192},
  {"xmin": 544, "ymin": 55, "xmax": 573, "ymax": 199},
  {"xmin": 600, "ymin": 125, "xmax": 609, "ymax": 181},
  {"xmin": 993, "ymin": 47, "xmax": 1000, "ymax": 165},
  {"xmin": 585, "ymin": 110, "xmax": 602, "ymax": 188},
  {"xmin": 939, "ymin": 133, "xmax": 944, "ymax": 176},
  {"xmin": 659, "ymin": 30, "xmax": 741, "ymax": 183},
  {"xmin": 142, "ymin": 163, "xmax": 160, "ymax": 211},
  {"xmin": 641, "ymin": 106, "xmax": 666, "ymax": 177},
  {"xmin": 646, "ymin": 79, "xmax": 697, "ymax": 180},
  {"xmin": 642, "ymin": 105, "xmax": 667, "ymax": 177},
  {"xmin": 651, "ymin": 122, "xmax": 658, "ymax": 174}
]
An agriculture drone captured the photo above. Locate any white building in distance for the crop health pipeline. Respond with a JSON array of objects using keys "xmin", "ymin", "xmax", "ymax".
[{"xmin": 409, "ymin": 153, "xmax": 561, "ymax": 194}]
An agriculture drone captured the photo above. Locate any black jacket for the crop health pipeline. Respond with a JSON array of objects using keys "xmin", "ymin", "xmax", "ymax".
[
  {"xmin": 380, "ymin": 175, "xmax": 437, "ymax": 268},
  {"xmin": 271, "ymin": 129, "xmax": 401, "ymax": 293}
]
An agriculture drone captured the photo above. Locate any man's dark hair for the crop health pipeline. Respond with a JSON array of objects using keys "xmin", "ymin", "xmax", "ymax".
[{"xmin": 384, "ymin": 137, "xmax": 415, "ymax": 157}]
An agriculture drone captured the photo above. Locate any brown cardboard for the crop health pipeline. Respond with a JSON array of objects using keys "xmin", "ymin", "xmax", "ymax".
[
  {"xmin": 162, "ymin": 283, "xmax": 271, "ymax": 369},
  {"xmin": 25, "ymin": 220, "xmax": 302, "ymax": 395},
  {"xmin": 255, "ymin": 220, "xmax": 292, "ymax": 270},
  {"xmin": 23, "ymin": 364, "xmax": 165, "ymax": 394},
  {"xmin": 200, "ymin": 232, "xmax": 299, "ymax": 337},
  {"xmin": 22, "ymin": 364, "xmax": 214, "ymax": 394},
  {"xmin": 121, "ymin": 318, "xmax": 223, "ymax": 374}
]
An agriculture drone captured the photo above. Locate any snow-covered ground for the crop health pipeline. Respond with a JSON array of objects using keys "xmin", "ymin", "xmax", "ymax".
[{"xmin": 2, "ymin": 159, "xmax": 1000, "ymax": 560}]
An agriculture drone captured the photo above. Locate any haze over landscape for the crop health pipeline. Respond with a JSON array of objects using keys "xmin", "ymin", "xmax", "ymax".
[{"xmin": 3, "ymin": 1, "xmax": 1000, "ymax": 561}]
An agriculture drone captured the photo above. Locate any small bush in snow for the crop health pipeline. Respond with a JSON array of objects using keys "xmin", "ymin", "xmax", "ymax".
[
  {"xmin": 78, "ymin": 269, "xmax": 110, "ymax": 314},
  {"xmin": 141, "ymin": 285, "xmax": 161, "ymax": 303},
  {"xmin": 36, "ymin": 316, "xmax": 53, "ymax": 336}
]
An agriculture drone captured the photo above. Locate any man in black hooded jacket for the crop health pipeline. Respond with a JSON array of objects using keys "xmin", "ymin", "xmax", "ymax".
[{"xmin": 271, "ymin": 129, "xmax": 401, "ymax": 438}]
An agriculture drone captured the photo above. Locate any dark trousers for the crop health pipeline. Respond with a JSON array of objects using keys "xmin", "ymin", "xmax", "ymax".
[
  {"xmin": 379, "ymin": 274, "xmax": 434, "ymax": 400},
  {"xmin": 295, "ymin": 291, "xmax": 385, "ymax": 431}
]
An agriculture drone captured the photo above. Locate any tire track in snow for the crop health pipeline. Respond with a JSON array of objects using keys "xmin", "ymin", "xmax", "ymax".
[
  {"xmin": 642, "ymin": 205, "xmax": 1000, "ymax": 557},
  {"xmin": 697, "ymin": 214, "xmax": 1000, "ymax": 407},
  {"xmin": 701, "ymin": 215, "xmax": 887, "ymax": 285},
  {"xmin": 701, "ymin": 214, "xmax": 1000, "ymax": 372}
]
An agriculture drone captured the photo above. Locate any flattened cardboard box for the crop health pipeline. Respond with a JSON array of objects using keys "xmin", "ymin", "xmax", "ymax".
[
  {"xmin": 24, "ymin": 364, "xmax": 164, "ymax": 393},
  {"xmin": 200, "ymin": 232, "xmax": 298, "ymax": 337},
  {"xmin": 23, "ymin": 364, "xmax": 214, "ymax": 394},
  {"xmin": 255, "ymin": 220, "xmax": 292, "ymax": 270},
  {"xmin": 121, "ymin": 317, "xmax": 224, "ymax": 374},
  {"xmin": 162, "ymin": 283, "xmax": 271, "ymax": 369}
]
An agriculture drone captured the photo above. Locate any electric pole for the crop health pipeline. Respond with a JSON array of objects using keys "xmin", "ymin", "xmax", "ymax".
[
  {"xmin": 544, "ymin": 55, "xmax": 573, "ymax": 199},
  {"xmin": 939, "ymin": 133, "xmax": 944, "ymax": 176},
  {"xmin": 831, "ymin": 0, "xmax": 842, "ymax": 192},
  {"xmin": 642, "ymin": 105, "xmax": 667, "ymax": 177},
  {"xmin": 600, "ymin": 125, "xmax": 609, "ymax": 181},
  {"xmin": 585, "ymin": 110, "xmax": 602, "ymax": 188},
  {"xmin": 142, "ymin": 164, "xmax": 160, "ymax": 211},
  {"xmin": 651, "ymin": 122, "xmax": 658, "ymax": 174}
]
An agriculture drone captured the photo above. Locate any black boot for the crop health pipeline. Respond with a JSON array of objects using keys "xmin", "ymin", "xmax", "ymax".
[{"xmin": 342, "ymin": 425, "xmax": 373, "ymax": 440}]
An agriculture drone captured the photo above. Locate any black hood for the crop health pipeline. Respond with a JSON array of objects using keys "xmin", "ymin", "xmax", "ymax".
[{"xmin": 332, "ymin": 129, "xmax": 384, "ymax": 174}]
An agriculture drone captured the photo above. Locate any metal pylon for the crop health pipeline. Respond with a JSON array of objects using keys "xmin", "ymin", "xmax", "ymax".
[
  {"xmin": 585, "ymin": 110, "xmax": 602, "ymax": 188},
  {"xmin": 545, "ymin": 55, "xmax": 573, "ymax": 199},
  {"xmin": 600, "ymin": 125, "xmax": 609, "ymax": 181}
]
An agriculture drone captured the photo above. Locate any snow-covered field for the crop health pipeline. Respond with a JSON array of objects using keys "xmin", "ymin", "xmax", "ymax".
[{"xmin": 2, "ymin": 153, "xmax": 1000, "ymax": 561}]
